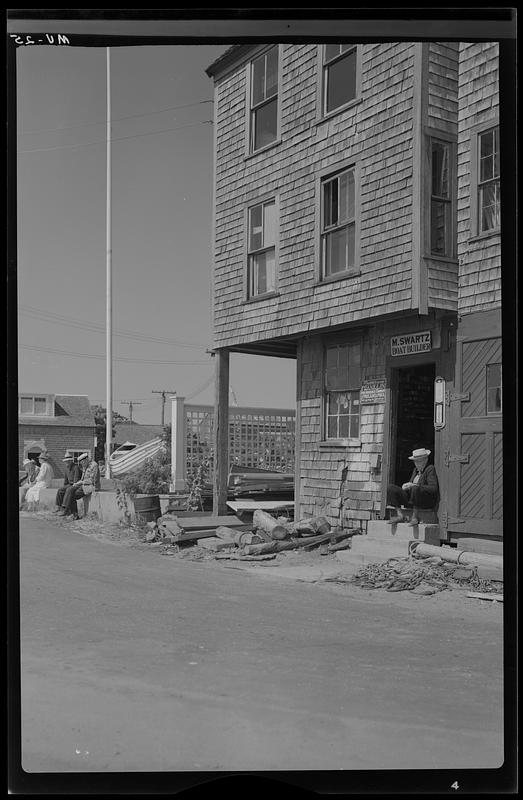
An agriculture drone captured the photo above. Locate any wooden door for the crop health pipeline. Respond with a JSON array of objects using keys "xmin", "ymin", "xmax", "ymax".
[{"xmin": 445, "ymin": 311, "xmax": 502, "ymax": 537}]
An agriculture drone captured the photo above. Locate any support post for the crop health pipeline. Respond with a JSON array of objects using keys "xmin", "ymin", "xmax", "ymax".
[
  {"xmin": 213, "ymin": 349, "xmax": 230, "ymax": 516},
  {"xmin": 170, "ymin": 395, "xmax": 186, "ymax": 492}
]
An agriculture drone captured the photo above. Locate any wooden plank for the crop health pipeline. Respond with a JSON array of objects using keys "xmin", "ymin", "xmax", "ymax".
[
  {"xmin": 227, "ymin": 500, "xmax": 294, "ymax": 512},
  {"xmin": 176, "ymin": 525, "xmax": 252, "ymax": 543},
  {"xmin": 466, "ymin": 592, "xmax": 503, "ymax": 602},
  {"xmin": 175, "ymin": 515, "xmax": 246, "ymax": 531}
]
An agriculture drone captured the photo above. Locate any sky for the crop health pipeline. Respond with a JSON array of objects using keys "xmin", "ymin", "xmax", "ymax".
[{"xmin": 15, "ymin": 41, "xmax": 297, "ymax": 424}]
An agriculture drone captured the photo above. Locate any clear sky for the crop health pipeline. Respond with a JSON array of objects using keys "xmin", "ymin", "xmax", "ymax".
[{"xmin": 15, "ymin": 42, "xmax": 297, "ymax": 424}]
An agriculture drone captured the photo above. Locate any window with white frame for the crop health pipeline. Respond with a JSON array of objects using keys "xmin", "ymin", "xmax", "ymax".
[
  {"xmin": 19, "ymin": 394, "xmax": 52, "ymax": 416},
  {"xmin": 477, "ymin": 126, "xmax": 500, "ymax": 234},
  {"xmin": 321, "ymin": 167, "xmax": 356, "ymax": 278},
  {"xmin": 247, "ymin": 199, "xmax": 276, "ymax": 297},
  {"xmin": 322, "ymin": 44, "xmax": 357, "ymax": 115},
  {"xmin": 250, "ymin": 47, "xmax": 279, "ymax": 153},
  {"xmin": 324, "ymin": 342, "xmax": 361, "ymax": 440},
  {"xmin": 430, "ymin": 138, "xmax": 453, "ymax": 256}
]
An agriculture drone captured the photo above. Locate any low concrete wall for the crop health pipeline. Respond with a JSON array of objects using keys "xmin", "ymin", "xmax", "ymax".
[{"xmin": 27, "ymin": 490, "xmax": 174, "ymax": 524}]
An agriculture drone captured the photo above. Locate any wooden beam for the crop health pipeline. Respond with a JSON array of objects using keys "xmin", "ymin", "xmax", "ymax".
[{"xmin": 213, "ymin": 348, "xmax": 230, "ymax": 516}]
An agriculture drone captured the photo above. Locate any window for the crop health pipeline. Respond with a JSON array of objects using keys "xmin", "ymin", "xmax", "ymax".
[
  {"xmin": 321, "ymin": 167, "xmax": 356, "ymax": 278},
  {"xmin": 486, "ymin": 363, "xmax": 502, "ymax": 414},
  {"xmin": 431, "ymin": 139, "xmax": 452, "ymax": 256},
  {"xmin": 65, "ymin": 449, "xmax": 91, "ymax": 463},
  {"xmin": 248, "ymin": 199, "xmax": 276, "ymax": 297},
  {"xmin": 250, "ymin": 47, "xmax": 278, "ymax": 153},
  {"xmin": 477, "ymin": 127, "xmax": 500, "ymax": 233},
  {"xmin": 324, "ymin": 343, "xmax": 361, "ymax": 440},
  {"xmin": 19, "ymin": 395, "xmax": 51, "ymax": 415},
  {"xmin": 322, "ymin": 44, "xmax": 357, "ymax": 115}
]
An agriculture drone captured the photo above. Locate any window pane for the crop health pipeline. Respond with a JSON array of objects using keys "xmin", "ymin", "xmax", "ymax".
[
  {"xmin": 251, "ymin": 249, "xmax": 275, "ymax": 296},
  {"xmin": 325, "ymin": 44, "xmax": 341, "ymax": 62},
  {"xmin": 486, "ymin": 364, "xmax": 502, "ymax": 413},
  {"xmin": 265, "ymin": 47, "xmax": 278, "ymax": 98},
  {"xmin": 480, "ymin": 129, "xmax": 494, "ymax": 159},
  {"xmin": 432, "ymin": 141, "xmax": 449, "ymax": 197},
  {"xmin": 480, "ymin": 181, "xmax": 500, "ymax": 232},
  {"xmin": 339, "ymin": 170, "xmax": 355, "ymax": 222},
  {"xmin": 325, "ymin": 227, "xmax": 348, "ymax": 275},
  {"xmin": 327, "ymin": 416, "xmax": 338, "ymax": 439},
  {"xmin": 263, "ymin": 201, "xmax": 276, "ymax": 246},
  {"xmin": 249, "ymin": 204, "xmax": 263, "ymax": 250},
  {"xmin": 34, "ymin": 397, "xmax": 47, "ymax": 414},
  {"xmin": 326, "ymin": 346, "xmax": 339, "ymax": 370},
  {"xmin": 349, "ymin": 413, "xmax": 360, "ymax": 439},
  {"xmin": 20, "ymin": 397, "xmax": 32, "ymax": 413},
  {"xmin": 323, "ymin": 178, "xmax": 337, "ymax": 228},
  {"xmin": 251, "ymin": 55, "xmax": 266, "ymax": 106},
  {"xmin": 431, "ymin": 200, "xmax": 448, "ymax": 255},
  {"xmin": 253, "ymin": 98, "xmax": 277, "ymax": 150},
  {"xmin": 326, "ymin": 49, "xmax": 357, "ymax": 112},
  {"xmin": 339, "ymin": 415, "xmax": 350, "ymax": 438}
]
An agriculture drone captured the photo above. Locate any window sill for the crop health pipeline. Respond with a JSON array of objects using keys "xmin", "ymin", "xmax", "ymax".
[
  {"xmin": 244, "ymin": 139, "xmax": 282, "ymax": 161},
  {"xmin": 468, "ymin": 229, "xmax": 501, "ymax": 244},
  {"xmin": 319, "ymin": 439, "xmax": 361, "ymax": 449},
  {"xmin": 424, "ymin": 254, "xmax": 458, "ymax": 265},
  {"xmin": 314, "ymin": 98, "xmax": 362, "ymax": 125},
  {"xmin": 313, "ymin": 270, "xmax": 361, "ymax": 287},
  {"xmin": 241, "ymin": 291, "xmax": 280, "ymax": 305}
]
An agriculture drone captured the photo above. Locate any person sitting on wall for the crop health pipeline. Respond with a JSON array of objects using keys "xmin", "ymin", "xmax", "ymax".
[
  {"xmin": 19, "ymin": 458, "xmax": 39, "ymax": 509},
  {"xmin": 25, "ymin": 452, "xmax": 54, "ymax": 510},
  {"xmin": 58, "ymin": 452, "xmax": 100, "ymax": 520},
  {"xmin": 386, "ymin": 447, "xmax": 439, "ymax": 526},
  {"xmin": 53, "ymin": 454, "xmax": 82, "ymax": 513}
]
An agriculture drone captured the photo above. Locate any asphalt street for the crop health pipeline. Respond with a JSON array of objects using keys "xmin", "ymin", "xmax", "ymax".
[{"xmin": 16, "ymin": 515, "xmax": 503, "ymax": 774}]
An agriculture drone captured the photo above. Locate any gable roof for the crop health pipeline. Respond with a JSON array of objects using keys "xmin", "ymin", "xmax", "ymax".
[
  {"xmin": 18, "ymin": 394, "xmax": 96, "ymax": 427},
  {"xmin": 114, "ymin": 423, "xmax": 165, "ymax": 447}
]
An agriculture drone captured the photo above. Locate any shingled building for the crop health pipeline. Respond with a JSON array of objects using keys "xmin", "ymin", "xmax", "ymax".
[{"xmin": 206, "ymin": 41, "xmax": 502, "ymax": 544}]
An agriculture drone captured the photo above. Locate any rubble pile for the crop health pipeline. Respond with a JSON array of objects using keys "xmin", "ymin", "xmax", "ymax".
[
  {"xmin": 328, "ymin": 553, "xmax": 503, "ymax": 596},
  {"xmin": 145, "ymin": 508, "xmax": 363, "ymax": 561}
]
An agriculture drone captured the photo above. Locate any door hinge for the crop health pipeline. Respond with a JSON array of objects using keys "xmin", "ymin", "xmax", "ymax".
[
  {"xmin": 445, "ymin": 390, "xmax": 470, "ymax": 406},
  {"xmin": 444, "ymin": 449, "xmax": 470, "ymax": 467},
  {"xmin": 441, "ymin": 510, "xmax": 466, "ymax": 528}
]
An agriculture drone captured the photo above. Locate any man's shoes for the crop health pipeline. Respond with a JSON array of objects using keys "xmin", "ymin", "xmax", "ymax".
[
  {"xmin": 57, "ymin": 510, "xmax": 67, "ymax": 516},
  {"xmin": 407, "ymin": 517, "xmax": 419, "ymax": 526},
  {"xmin": 387, "ymin": 515, "xmax": 405, "ymax": 524}
]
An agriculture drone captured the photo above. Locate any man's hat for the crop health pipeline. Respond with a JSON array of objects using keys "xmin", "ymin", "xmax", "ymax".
[
  {"xmin": 23, "ymin": 458, "xmax": 33, "ymax": 466},
  {"xmin": 62, "ymin": 455, "xmax": 74, "ymax": 462},
  {"xmin": 408, "ymin": 448, "xmax": 431, "ymax": 460},
  {"xmin": 78, "ymin": 452, "xmax": 89, "ymax": 462},
  {"xmin": 39, "ymin": 452, "xmax": 49, "ymax": 460}
]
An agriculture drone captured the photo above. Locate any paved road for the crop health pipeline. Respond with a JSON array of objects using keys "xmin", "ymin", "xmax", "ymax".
[{"xmin": 17, "ymin": 516, "xmax": 503, "ymax": 773}]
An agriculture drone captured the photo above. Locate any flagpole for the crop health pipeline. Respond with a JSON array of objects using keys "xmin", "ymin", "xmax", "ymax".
[{"xmin": 105, "ymin": 46, "xmax": 113, "ymax": 478}]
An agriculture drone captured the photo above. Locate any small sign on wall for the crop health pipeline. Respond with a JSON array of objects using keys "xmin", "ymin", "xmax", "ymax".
[
  {"xmin": 360, "ymin": 379, "xmax": 386, "ymax": 404},
  {"xmin": 391, "ymin": 331, "xmax": 432, "ymax": 356}
]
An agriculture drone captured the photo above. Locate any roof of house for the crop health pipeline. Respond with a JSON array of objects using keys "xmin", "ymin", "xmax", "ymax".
[
  {"xmin": 114, "ymin": 423, "xmax": 165, "ymax": 447},
  {"xmin": 205, "ymin": 45, "xmax": 254, "ymax": 78},
  {"xmin": 18, "ymin": 394, "xmax": 96, "ymax": 428}
]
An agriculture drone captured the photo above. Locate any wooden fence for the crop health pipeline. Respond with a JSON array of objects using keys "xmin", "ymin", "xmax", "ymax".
[{"xmin": 170, "ymin": 397, "xmax": 295, "ymax": 490}]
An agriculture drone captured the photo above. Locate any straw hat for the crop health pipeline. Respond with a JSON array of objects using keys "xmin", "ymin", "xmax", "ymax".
[
  {"xmin": 408, "ymin": 448, "xmax": 431, "ymax": 460},
  {"xmin": 78, "ymin": 452, "xmax": 89, "ymax": 462}
]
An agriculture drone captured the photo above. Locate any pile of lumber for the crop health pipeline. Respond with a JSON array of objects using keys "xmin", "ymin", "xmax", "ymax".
[{"xmin": 144, "ymin": 508, "xmax": 362, "ymax": 558}]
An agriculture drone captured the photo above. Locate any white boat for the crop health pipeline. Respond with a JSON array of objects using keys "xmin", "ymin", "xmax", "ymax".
[{"xmin": 109, "ymin": 437, "xmax": 165, "ymax": 477}]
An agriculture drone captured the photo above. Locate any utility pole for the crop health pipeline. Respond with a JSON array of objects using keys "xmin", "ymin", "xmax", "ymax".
[
  {"xmin": 105, "ymin": 46, "xmax": 113, "ymax": 478},
  {"xmin": 121, "ymin": 400, "xmax": 142, "ymax": 423},
  {"xmin": 152, "ymin": 390, "xmax": 177, "ymax": 427}
]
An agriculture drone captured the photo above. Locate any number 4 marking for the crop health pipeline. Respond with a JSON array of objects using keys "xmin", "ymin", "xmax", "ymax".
[{"xmin": 451, "ymin": 781, "xmax": 459, "ymax": 790}]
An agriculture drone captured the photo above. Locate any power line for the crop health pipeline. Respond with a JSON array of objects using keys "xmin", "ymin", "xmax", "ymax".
[
  {"xmin": 18, "ymin": 100, "xmax": 213, "ymax": 136},
  {"xmin": 19, "ymin": 305, "xmax": 207, "ymax": 349},
  {"xmin": 17, "ymin": 119, "xmax": 213, "ymax": 154},
  {"xmin": 19, "ymin": 343, "xmax": 210, "ymax": 364}
]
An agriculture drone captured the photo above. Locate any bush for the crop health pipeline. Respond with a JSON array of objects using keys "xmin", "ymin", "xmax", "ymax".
[{"xmin": 117, "ymin": 452, "xmax": 172, "ymax": 497}]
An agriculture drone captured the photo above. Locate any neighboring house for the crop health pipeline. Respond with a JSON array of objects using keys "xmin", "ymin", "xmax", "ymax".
[
  {"xmin": 18, "ymin": 393, "xmax": 96, "ymax": 478},
  {"xmin": 206, "ymin": 42, "xmax": 503, "ymax": 543}
]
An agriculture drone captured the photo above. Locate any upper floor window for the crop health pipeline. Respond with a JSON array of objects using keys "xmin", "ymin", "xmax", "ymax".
[
  {"xmin": 248, "ymin": 199, "xmax": 276, "ymax": 297},
  {"xmin": 478, "ymin": 127, "xmax": 500, "ymax": 234},
  {"xmin": 431, "ymin": 139, "xmax": 453, "ymax": 256},
  {"xmin": 322, "ymin": 44, "xmax": 357, "ymax": 115},
  {"xmin": 324, "ymin": 342, "xmax": 361, "ymax": 441},
  {"xmin": 486, "ymin": 363, "xmax": 502, "ymax": 414},
  {"xmin": 250, "ymin": 47, "xmax": 279, "ymax": 153},
  {"xmin": 321, "ymin": 167, "xmax": 356, "ymax": 278},
  {"xmin": 19, "ymin": 395, "xmax": 52, "ymax": 416}
]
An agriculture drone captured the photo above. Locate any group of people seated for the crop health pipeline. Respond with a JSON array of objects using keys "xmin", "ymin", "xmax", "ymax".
[{"xmin": 19, "ymin": 451, "xmax": 100, "ymax": 520}]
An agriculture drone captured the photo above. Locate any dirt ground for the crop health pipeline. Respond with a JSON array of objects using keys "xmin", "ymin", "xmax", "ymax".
[{"xmin": 19, "ymin": 510, "xmax": 504, "ymax": 620}]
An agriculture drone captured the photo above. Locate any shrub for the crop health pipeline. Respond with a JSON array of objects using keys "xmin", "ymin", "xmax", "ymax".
[{"xmin": 117, "ymin": 452, "xmax": 172, "ymax": 497}]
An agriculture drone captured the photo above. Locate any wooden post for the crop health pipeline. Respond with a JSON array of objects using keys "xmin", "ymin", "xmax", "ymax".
[
  {"xmin": 170, "ymin": 395, "xmax": 186, "ymax": 492},
  {"xmin": 213, "ymin": 349, "xmax": 230, "ymax": 516}
]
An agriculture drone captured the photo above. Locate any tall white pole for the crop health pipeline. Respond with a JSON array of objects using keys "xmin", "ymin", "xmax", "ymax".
[{"xmin": 105, "ymin": 47, "xmax": 113, "ymax": 478}]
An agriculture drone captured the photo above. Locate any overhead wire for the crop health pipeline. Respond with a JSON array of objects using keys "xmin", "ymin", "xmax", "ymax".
[{"xmin": 19, "ymin": 343, "xmax": 210, "ymax": 365}]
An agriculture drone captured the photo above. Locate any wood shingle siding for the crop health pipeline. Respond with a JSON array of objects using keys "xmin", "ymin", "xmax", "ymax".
[{"xmin": 457, "ymin": 43, "xmax": 500, "ymax": 316}]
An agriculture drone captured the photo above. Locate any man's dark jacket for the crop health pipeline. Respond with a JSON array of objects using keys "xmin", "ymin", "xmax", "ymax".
[
  {"xmin": 63, "ymin": 462, "xmax": 82, "ymax": 486},
  {"xmin": 409, "ymin": 463, "xmax": 439, "ymax": 504}
]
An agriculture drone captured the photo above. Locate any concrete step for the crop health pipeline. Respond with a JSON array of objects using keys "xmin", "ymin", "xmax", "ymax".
[
  {"xmin": 367, "ymin": 521, "xmax": 441, "ymax": 544},
  {"xmin": 349, "ymin": 536, "xmax": 410, "ymax": 558}
]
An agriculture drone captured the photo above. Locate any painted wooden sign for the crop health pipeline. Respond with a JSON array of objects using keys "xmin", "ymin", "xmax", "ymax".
[
  {"xmin": 390, "ymin": 331, "xmax": 432, "ymax": 356},
  {"xmin": 360, "ymin": 379, "xmax": 386, "ymax": 404}
]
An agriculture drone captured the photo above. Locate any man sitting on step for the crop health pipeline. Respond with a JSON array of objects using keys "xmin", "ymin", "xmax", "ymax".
[{"xmin": 386, "ymin": 447, "xmax": 439, "ymax": 526}]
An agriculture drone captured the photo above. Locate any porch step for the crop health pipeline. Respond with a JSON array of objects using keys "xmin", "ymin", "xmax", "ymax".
[
  {"xmin": 366, "ymin": 521, "xmax": 441, "ymax": 544},
  {"xmin": 385, "ymin": 507, "xmax": 439, "ymax": 525}
]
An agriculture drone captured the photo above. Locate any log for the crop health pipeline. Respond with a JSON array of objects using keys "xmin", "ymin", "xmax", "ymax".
[
  {"xmin": 253, "ymin": 509, "xmax": 290, "ymax": 540},
  {"xmin": 243, "ymin": 528, "xmax": 352, "ymax": 556},
  {"xmin": 215, "ymin": 526, "xmax": 239, "ymax": 541},
  {"xmin": 412, "ymin": 542, "xmax": 503, "ymax": 570},
  {"xmin": 287, "ymin": 516, "xmax": 332, "ymax": 537}
]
